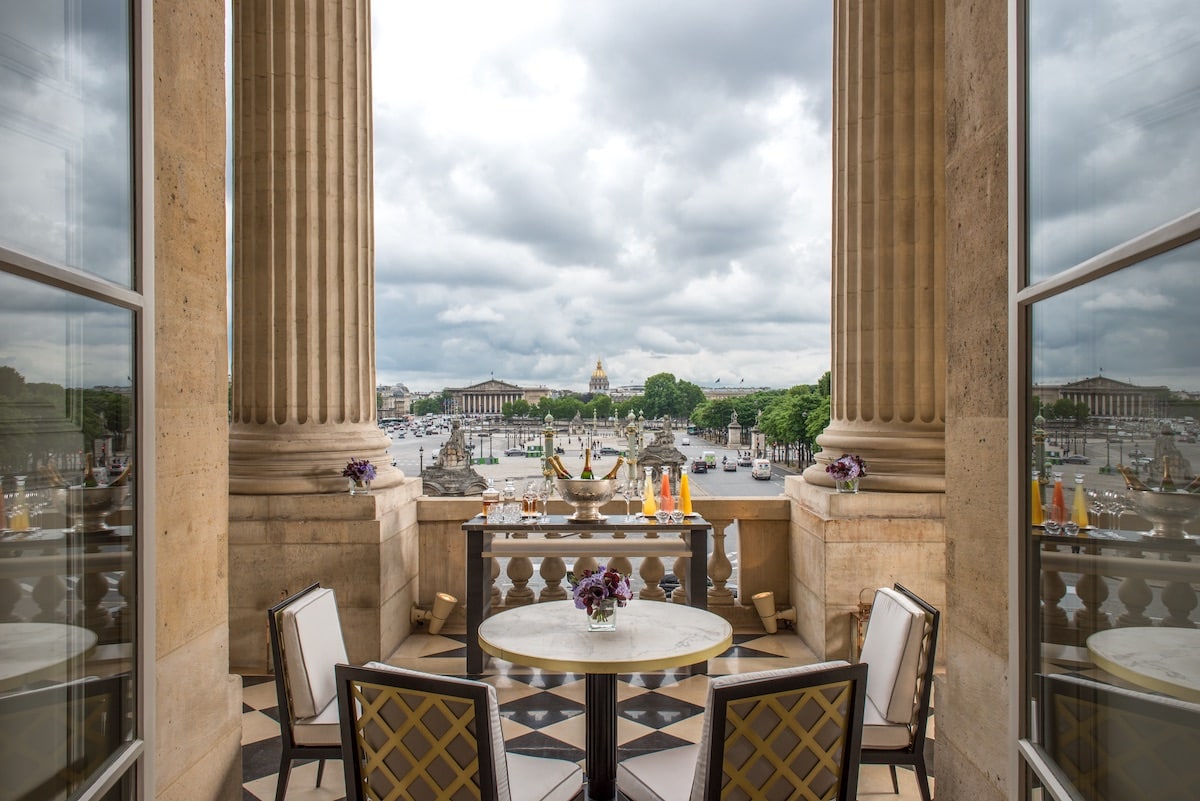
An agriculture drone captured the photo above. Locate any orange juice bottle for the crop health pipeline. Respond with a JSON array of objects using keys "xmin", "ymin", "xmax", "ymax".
[
  {"xmin": 641, "ymin": 469, "xmax": 657, "ymax": 516},
  {"xmin": 1071, "ymin": 474, "xmax": 1090, "ymax": 528},
  {"xmin": 1030, "ymin": 470, "xmax": 1043, "ymax": 526}
]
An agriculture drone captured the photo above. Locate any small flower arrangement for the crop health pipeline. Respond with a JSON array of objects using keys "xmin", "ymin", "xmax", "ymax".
[
  {"xmin": 826, "ymin": 453, "xmax": 867, "ymax": 482},
  {"xmin": 342, "ymin": 458, "xmax": 377, "ymax": 484},
  {"xmin": 569, "ymin": 564, "xmax": 632, "ymax": 618}
]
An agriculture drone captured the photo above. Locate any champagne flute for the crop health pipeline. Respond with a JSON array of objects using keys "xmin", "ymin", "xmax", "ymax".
[
  {"xmin": 617, "ymin": 479, "xmax": 634, "ymax": 522},
  {"xmin": 537, "ymin": 479, "xmax": 552, "ymax": 517}
]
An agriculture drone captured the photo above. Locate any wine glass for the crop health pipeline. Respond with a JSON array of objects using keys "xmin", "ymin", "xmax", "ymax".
[
  {"xmin": 537, "ymin": 479, "xmax": 552, "ymax": 517},
  {"xmin": 1086, "ymin": 488, "xmax": 1106, "ymax": 531},
  {"xmin": 614, "ymin": 479, "xmax": 632, "ymax": 522}
]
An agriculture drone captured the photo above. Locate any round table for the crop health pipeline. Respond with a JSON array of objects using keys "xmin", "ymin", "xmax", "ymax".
[
  {"xmin": 478, "ymin": 600, "xmax": 732, "ymax": 801},
  {"xmin": 0, "ymin": 622, "xmax": 99, "ymax": 692},
  {"xmin": 1086, "ymin": 627, "xmax": 1200, "ymax": 703}
]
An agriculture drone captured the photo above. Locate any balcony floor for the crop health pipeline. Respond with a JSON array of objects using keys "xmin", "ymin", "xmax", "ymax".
[{"xmin": 241, "ymin": 629, "xmax": 935, "ymax": 800}]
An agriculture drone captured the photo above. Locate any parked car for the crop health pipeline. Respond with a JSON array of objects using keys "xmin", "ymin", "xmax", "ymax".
[
  {"xmin": 503, "ymin": 447, "xmax": 525, "ymax": 456},
  {"xmin": 722, "ymin": 460, "xmax": 737, "ymax": 471},
  {"xmin": 690, "ymin": 459, "xmax": 708, "ymax": 473},
  {"xmin": 1062, "ymin": 454, "xmax": 1089, "ymax": 464},
  {"xmin": 600, "ymin": 445, "xmax": 623, "ymax": 455},
  {"xmin": 751, "ymin": 459, "xmax": 772, "ymax": 480}
]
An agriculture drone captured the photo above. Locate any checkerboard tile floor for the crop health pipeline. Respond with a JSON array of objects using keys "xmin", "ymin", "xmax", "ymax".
[{"xmin": 241, "ymin": 631, "xmax": 935, "ymax": 801}]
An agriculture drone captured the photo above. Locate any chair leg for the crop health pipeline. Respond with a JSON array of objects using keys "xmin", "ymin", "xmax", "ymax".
[
  {"xmin": 889, "ymin": 764, "xmax": 899, "ymax": 794},
  {"xmin": 914, "ymin": 758, "xmax": 933, "ymax": 801},
  {"xmin": 275, "ymin": 758, "xmax": 292, "ymax": 801},
  {"xmin": 315, "ymin": 758, "xmax": 325, "ymax": 787}
]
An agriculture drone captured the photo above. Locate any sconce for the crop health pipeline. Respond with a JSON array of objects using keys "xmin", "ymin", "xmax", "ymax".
[
  {"xmin": 751, "ymin": 591, "xmax": 796, "ymax": 634},
  {"xmin": 410, "ymin": 592, "xmax": 458, "ymax": 636}
]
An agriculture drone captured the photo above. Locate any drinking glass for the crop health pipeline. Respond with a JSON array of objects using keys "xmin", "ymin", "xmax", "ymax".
[
  {"xmin": 1086, "ymin": 488, "xmax": 1106, "ymax": 531},
  {"xmin": 615, "ymin": 479, "xmax": 633, "ymax": 522},
  {"xmin": 537, "ymin": 479, "xmax": 552, "ymax": 517}
]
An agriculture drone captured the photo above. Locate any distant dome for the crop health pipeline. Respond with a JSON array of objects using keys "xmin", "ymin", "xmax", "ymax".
[{"xmin": 589, "ymin": 359, "xmax": 610, "ymax": 393}]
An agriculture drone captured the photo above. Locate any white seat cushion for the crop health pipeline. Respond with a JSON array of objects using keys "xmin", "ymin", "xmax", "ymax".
[
  {"xmin": 292, "ymin": 694, "xmax": 342, "ymax": 746},
  {"xmin": 507, "ymin": 752, "xmax": 584, "ymax": 801},
  {"xmin": 860, "ymin": 695, "xmax": 914, "ymax": 749},
  {"xmin": 859, "ymin": 587, "xmax": 926, "ymax": 724},
  {"xmin": 280, "ymin": 587, "xmax": 348, "ymax": 719},
  {"xmin": 616, "ymin": 744, "xmax": 699, "ymax": 801}
]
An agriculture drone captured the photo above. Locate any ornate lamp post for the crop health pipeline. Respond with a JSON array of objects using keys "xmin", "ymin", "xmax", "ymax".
[{"xmin": 418, "ymin": 446, "xmax": 424, "ymax": 474}]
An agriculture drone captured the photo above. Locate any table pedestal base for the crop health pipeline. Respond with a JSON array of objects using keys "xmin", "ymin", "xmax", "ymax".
[{"xmin": 585, "ymin": 672, "xmax": 618, "ymax": 801}]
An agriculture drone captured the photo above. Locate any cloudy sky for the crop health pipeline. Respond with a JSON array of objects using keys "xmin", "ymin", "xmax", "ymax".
[{"xmin": 368, "ymin": 1, "xmax": 834, "ymax": 393}]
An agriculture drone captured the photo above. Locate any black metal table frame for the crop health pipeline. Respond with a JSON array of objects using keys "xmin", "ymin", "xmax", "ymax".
[{"xmin": 462, "ymin": 515, "xmax": 712, "ymax": 675}]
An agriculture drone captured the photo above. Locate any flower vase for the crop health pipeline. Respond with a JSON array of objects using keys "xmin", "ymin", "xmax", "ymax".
[
  {"xmin": 348, "ymin": 478, "xmax": 372, "ymax": 496},
  {"xmin": 835, "ymin": 478, "xmax": 859, "ymax": 494},
  {"xmin": 587, "ymin": 599, "xmax": 617, "ymax": 632}
]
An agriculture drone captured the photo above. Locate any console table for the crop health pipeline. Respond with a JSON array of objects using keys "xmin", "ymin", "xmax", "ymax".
[{"xmin": 462, "ymin": 514, "xmax": 712, "ymax": 674}]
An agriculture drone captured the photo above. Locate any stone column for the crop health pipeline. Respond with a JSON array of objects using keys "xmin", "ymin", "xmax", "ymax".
[
  {"xmin": 228, "ymin": 0, "xmax": 419, "ymax": 672},
  {"xmin": 804, "ymin": 0, "xmax": 946, "ymax": 493},
  {"xmin": 230, "ymin": 0, "xmax": 398, "ymax": 495}
]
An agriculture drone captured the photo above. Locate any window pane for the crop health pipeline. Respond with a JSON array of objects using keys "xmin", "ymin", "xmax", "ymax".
[
  {"xmin": 0, "ymin": 0, "xmax": 133, "ymax": 285},
  {"xmin": 0, "ymin": 272, "xmax": 136, "ymax": 798},
  {"xmin": 1029, "ymin": 242, "xmax": 1200, "ymax": 800},
  {"xmin": 1027, "ymin": 0, "xmax": 1200, "ymax": 282}
]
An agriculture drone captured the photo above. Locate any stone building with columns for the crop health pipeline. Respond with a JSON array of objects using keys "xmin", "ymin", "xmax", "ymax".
[
  {"xmin": 11, "ymin": 2, "xmax": 1189, "ymax": 800},
  {"xmin": 446, "ymin": 379, "xmax": 550, "ymax": 416},
  {"xmin": 1034, "ymin": 375, "xmax": 1171, "ymax": 419}
]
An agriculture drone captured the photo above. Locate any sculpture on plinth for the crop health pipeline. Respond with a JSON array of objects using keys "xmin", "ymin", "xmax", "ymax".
[{"xmin": 422, "ymin": 418, "xmax": 488, "ymax": 496}]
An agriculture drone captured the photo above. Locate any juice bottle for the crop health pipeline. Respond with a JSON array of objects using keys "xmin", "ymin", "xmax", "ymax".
[
  {"xmin": 1071, "ymin": 474, "xmax": 1090, "ymax": 528},
  {"xmin": 659, "ymin": 472, "xmax": 674, "ymax": 512},
  {"xmin": 1050, "ymin": 472, "xmax": 1066, "ymax": 525},
  {"xmin": 641, "ymin": 468, "xmax": 657, "ymax": 516},
  {"xmin": 8, "ymin": 475, "xmax": 30, "ymax": 531},
  {"xmin": 679, "ymin": 471, "xmax": 693, "ymax": 515},
  {"xmin": 1030, "ymin": 470, "xmax": 1043, "ymax": 526}
]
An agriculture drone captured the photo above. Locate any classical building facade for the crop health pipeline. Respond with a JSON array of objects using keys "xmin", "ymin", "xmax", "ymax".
[
  {"xmin": 447, "ymin": 379, "xmax": 550, "ymax": 415},
  {"xmin": 1034, "ymin": 376, "xmax": 1171, "ymax": 419},
  {"xmin": 589, "ymin": 359, "xmax": 610, "ymax": 394}
]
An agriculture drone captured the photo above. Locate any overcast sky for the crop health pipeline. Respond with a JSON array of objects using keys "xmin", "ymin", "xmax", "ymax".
[{"xmin": 369, "ymin": 1, "xmax": 834, "ymax": 393}]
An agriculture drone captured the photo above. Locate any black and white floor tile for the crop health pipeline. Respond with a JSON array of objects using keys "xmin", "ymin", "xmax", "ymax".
[{"xmin": 241, "ymin": 631, "xmax": 935, "ymax": 801}]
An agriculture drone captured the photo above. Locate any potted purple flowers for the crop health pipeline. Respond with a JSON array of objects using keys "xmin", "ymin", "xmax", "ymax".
[
  {"xmin": 342, "ymin": 458, "xmax": 377, "ymax": 495},
  {"xmin": 826, "ymin": 453, "xmax": 867, "ymax": 494},
  {"xmin": 569, "ymin": 564, "xmax": 632, "ymax": 631}
]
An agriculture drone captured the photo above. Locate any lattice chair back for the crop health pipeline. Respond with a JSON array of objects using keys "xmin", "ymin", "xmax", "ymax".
[
  {"xmin": 336, "ymin": 662, "xmax": 582, "ymax": 801},
  {"xmin": 1041, "ymin": 673, "xmax": 1200, "ymax": 801}
]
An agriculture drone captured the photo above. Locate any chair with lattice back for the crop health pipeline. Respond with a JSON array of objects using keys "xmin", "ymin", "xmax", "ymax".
[
  {"xmin": 335, "ymin": 662, "xmax": 583, "ymax": 801},
  {"xmin": 1040, "ymin": 672, "xmax": 1200, "ymax": 801},
  {"xmin": 615, "ymin": 661, "xmax": 868, "ymax": 801}
]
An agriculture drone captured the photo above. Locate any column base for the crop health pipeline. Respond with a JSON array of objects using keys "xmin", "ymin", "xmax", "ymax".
[
  {"xmin": 807, "ymin": 424, "xmax": 946, "ymax": 493},
  {"xmin": 230, "ymin": 421, "xmax": 402, "ymax": 494}
]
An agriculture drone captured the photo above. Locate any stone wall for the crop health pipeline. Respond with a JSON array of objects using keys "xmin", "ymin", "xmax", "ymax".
[
  {"xmin": 939, "ymin": 1, "xmax": 1011, "ymax": 799},
  {"xmin": 152, "ymin": 1, "xmax": 243, "ymax": 798}
]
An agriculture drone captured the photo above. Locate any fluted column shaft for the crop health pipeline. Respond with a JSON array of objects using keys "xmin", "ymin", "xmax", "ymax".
[
  {"xmin": 806, "ymin": 0, "xmax": 946, "ymax": 492},
  {"xmin": 230, "ymin": 0, "xmax": 395, "ymax": 494}
]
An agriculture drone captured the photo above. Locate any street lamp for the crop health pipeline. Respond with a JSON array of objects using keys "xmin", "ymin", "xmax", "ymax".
[{"xmin": 419, "ymin": 446, "xmax": 424, "ymax": 474}]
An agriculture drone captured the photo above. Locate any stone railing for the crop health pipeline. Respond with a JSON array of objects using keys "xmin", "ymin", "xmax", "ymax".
[
  {"xmin": 415, "ymin": 495, "xmax": 792, "ymax": 631},
  {"xmin": 1037, "ymin": 525, "xmax": 1200, "ymax": 648}
]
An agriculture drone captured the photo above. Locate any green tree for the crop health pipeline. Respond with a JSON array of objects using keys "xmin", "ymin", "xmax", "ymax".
[
  {"xmin": 642, "ymin": 373, "xmax": 681, "ymax": 419},
  {"xmin": 502, "ymin": 399, "xmax": 532, "ymax": 418}
]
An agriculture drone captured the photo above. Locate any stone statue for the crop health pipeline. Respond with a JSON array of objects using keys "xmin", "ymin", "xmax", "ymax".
[
  {"xmin": 422, "ymin": 418, "xmax": 487, "ymax": 496},
  {"xmin": 436, "ymin": 419, "xmax": 469, "ymax": 468},
  {"xmin": 652, "ymin": 417, "xmax": 675, "ymax": 447}
]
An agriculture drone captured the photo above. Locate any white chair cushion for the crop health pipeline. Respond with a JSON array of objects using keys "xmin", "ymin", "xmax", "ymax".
[
  {"xmin": 860, "ymin": 695, "xmax": 914, "ymax": 749},
  {"xmin": 616, "ymin": 744, "xmax": 699, "ymax": 801},
  {"xmin": 280, "ymin": 587, "xmax": 348, "ymax": 719},
  {"xmin": 507, "ymin": 752, "xmax": 584, "ymax": 801},
  {"xmin": 859, "ymin": 587, "xmax": 926, "ymax": 724},
  {"xmin": 292, "ymin": 694, "xmax": 342, "ymax": 746}
]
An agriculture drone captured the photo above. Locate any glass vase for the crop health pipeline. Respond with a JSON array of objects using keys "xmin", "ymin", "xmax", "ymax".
[
  {"xmin": 348, "ymin": 478, "xmax": 371, "ymax": 495},
  {"xmin": 835, "ymin": 478, "xmax": 859, "ymax": 494},
  {"xmin": 587, "ymin": 599, "xmax": 617, "ymax": 632}
]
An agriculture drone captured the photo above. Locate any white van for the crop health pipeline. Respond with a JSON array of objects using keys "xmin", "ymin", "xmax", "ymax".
[
  {"xmin": 751, "ymin": 459, "xmax": 772, "ymax": 480},
  {"xmin": 702, "ymin": 451, "xmax": 717, "ymax": 469}
]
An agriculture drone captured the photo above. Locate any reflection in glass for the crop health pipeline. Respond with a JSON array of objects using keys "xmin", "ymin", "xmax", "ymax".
[
  {"xmin": 0, "ymin": 272, "xmax": 135, "ymax": 798},
  {"xmin": 1029, "ymin": 244, "xmax": 1200, "ymax": 800},
  {"xmin": 1027, "ymin": 0, "xmax": 1200, "ymax": 282},
  {"xmin": 0, "ymin": 0, "xmax": 133, "ymax": 285}
]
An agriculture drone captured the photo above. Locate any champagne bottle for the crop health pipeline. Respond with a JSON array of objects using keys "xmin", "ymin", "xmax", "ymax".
[
  {"xmin": 1183, "ymin": 473, "xmax": 1200, "ymax": 493},
  {"xmin": 1116, "ymin": 464, "xmax": 1150, "ymax": 492},
  {"xmin": 580, "ymin": 447, "xmax": 594, "ymax": 479},
  {"xmin": 83, "ymin": 454, "xmax": 99, "ymax": 488},
  {"xmin": 108, "ymin": 460, "xmax": 133, "ymax": 487},
  {"xmin": 1160, "ymin": 461, "xmax": 1177, "ymax": 493},
  {"xmin": 549, "ymin": 455, "xmax": 573, "ymax": 479},
  {"xmin": 601, "ymin": 456, "xmax": 625, "ymax": 481}
]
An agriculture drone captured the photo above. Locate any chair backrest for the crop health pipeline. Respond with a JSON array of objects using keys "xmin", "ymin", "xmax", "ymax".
[
  {"xmin": 1040, "ymin": 673, "xmax": 1200, "ymax": 801},
  {"xmin": 268, "ymin": 584, "xmax": 349, "ymax": 726},
  {"xmin": 859, "ymin": 584, "xmax": 939, "ymax": 735},
  {"xmin": 690, "ymin": 661, "xmax": 868, "ymax": 801},
  {"xmin": 336, "ymin": 662, "xmax": 511, "ymax": 801},
  {"xmin": 0, "ymin": 674, "xmax": 126, "ymax": 801}
]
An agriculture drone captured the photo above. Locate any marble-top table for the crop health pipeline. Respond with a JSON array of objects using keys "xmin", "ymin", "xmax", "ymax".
[
  {"xmin": 0, "ymin": 622, "xmax": 98, "ymax": 692},
  {"xmin": 478, "ymin": 600, "xmax": 732, "ymax": 801},
  {"xmin": 1087, "ymin": 627, "xmax": 1200, "ymax": 703}
]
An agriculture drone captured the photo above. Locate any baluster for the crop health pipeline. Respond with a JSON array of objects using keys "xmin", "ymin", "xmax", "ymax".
[
  {"xmin": 490, "ymin": 557, "xmax": 501, "ymax": 608},
  {"xmin": 607, "ymin": 555, "xmax": 634, "ymax": 583},
  {"xmin": 638, "ymin": 556, "xmax": 666, "ymax": 601},
  {"xmin": 76, "ymin": 568, "xmax": 114, "ymax": 637},
  {"xmin": 1040, "ymin": 544, "xmax": 1071, "ymax": 643},
  {"xmin": 113, "ymin": 569, "xmax": 133, "ymax": 641},
  {"xmin": 1159, "ymin": 580, "xmax": 1198, "ymax": 628},
  {"xmin": 706, "ymin": 520, "xmax": 734, "ymax": 606},
  {"xmin": 573, "ymin": 555, "xmax": 599, "ymax": 581},
  {"xmin": 1115, "ymin": 547, "xmax": 1152, "ymax": 627},
  {"xmin": 32, "ymin": 574, "xmax": 68, "ymax": 623},
  {"xmin": 504, "ymin": 531, "xmax": 536, "ymax": 606},
  {"xmin": 669, "ymin": 554, "xmax": 689, "ymax": 604},
  {"xmin": 0, "ymin": 578, "xmax": 22, "ymax": 622},
  {"xmin": 539, "ymin": 556, "xmax": 569, "ymax": 602}
]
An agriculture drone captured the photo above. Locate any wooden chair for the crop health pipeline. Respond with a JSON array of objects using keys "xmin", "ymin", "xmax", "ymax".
[
  {"xmin": 335, "ymin": 662, "xmax": 583, "ymax": 801},
  {"xmin": 857, "ymin": 583, "xmax": 939, "ymax": 801},
  {"xmin": 615, "ymin": 661, "xmax": 868, "ymax": 801},
  {"xmin": 267, "ymin": 583, "xmax": 348, "ymax": 801},
  {"xmin": 1040, "ymin": 673, "xmax": 1200, "ymax": 801}
]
